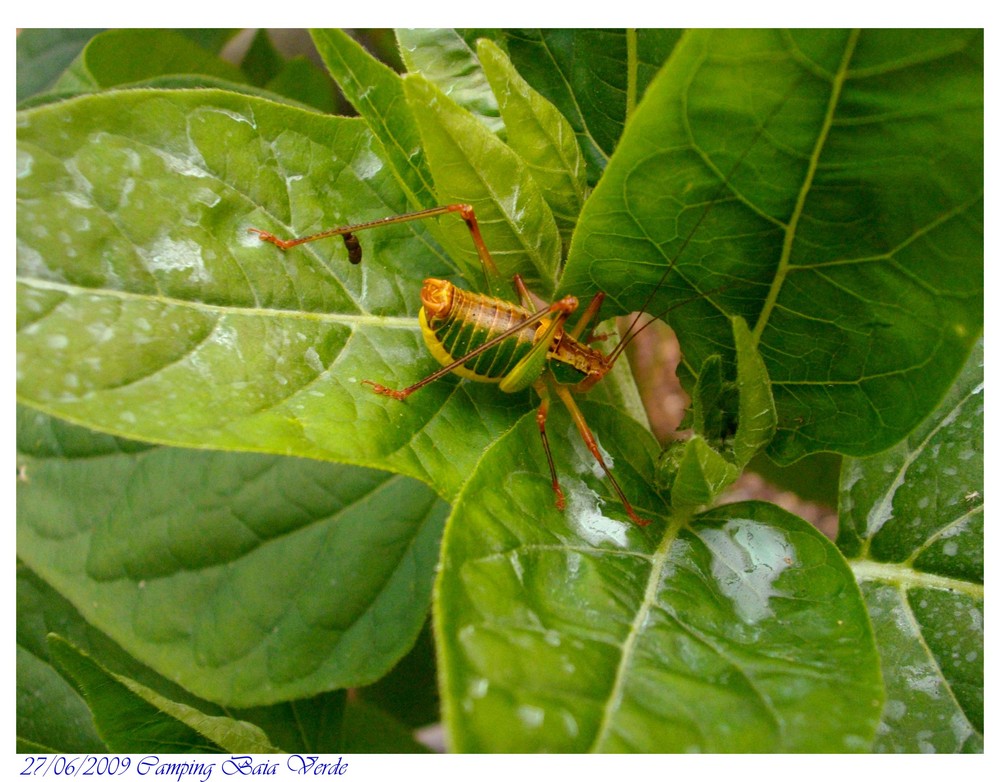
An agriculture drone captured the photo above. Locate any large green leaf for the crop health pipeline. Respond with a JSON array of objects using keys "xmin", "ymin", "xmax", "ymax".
[
  {"xmin": 436, "ymin": 401, "xmax": 883, "ymax": 752},
  {"xmin": 17, "ymin": 643, "xmax": 105, "ymax": 753},
  {"xmin": 839, "ymin": 341, "xmax": 983, "ymax": 752},
  {"xmin": 21, "ymin": 547, "xmax": 434, "ymax": 754},
  {"xmin": 561, "ymin": 29, "xmax": 983, "ymax": 462},
  {"xmin": 17, "ymin": 561, "xmax": 230, "ymax": 748},
  {"xmin": 16, "ymin": 88, "xmax": 544, "ymax": 501},
  {"xmin": 17, "ymin": 408, "xmax": 447, "ymax": 707}
]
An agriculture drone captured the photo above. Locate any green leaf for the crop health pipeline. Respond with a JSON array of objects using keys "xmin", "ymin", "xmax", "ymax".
[
  {"xmin": 731, "ymin": 315, "xmax": 777, "ymax": 467},
  {"xmin": 241, "ymin": 29, "xmax": 284, "ymax": 86},
  {"xmin": 47, "ymin": 636, "xmax": 222, "ymax": 753},
  {"xmin": 17, "ymin": 644, "xmax": 105, "ymax": 753},
  {"xmin": 477, "ymin": 38, "xmax": 587, "ymax": 246},
  {"xmin": 20, "ymin": 561, "xmax": 319, "ymax": 752},
  {"xmin": 657, "ymin": 435, "xmax": 739, "ymax": 508},
  {"xmin": 360, "ymin": 621, "xmax": 440, "ymax": 728},
  {"xmin": 235, "ymin": 688, "xmax": 430, "ymax": 753},
  {"xmin": 17, "ymin": 409, "xmax": 447, "ymax": 707},
  {"xmin": 561, "ymin": 29, "xmax": 983, "ymax": 462},
  {"xmin": 263, "ymin": 57, "xmax": 339, "ymax": 114},
  {"xmin": 403, "ymin": 74, "xmax": 562, "ymax": 293},
  {"xmin": 658, "ymin": 317, "xmax": 775, "ymax": 508},
  {"xmin": 498, "ymin": 29, "xmax": 681, "ymax": 183},
  {"xmin": 21, "ymin": 572, "xmax": 431, "ymax": 755},
  {"xmin": 55, "ymin": 29, "xmax": 248, "ymax": 92},
  {"xmin": 177, "ymin": 30, "xmax": 242, "ymax": 55},
  {"xmin": 838, "ymin": 339, "xmax": 984, "ymax": 568},
  {"xmin": 49, "ymin": 636, "xmax": 279, "ymax": 753},
  {"xmin": 17, "ymin": 561, "xmax": 232, "ymax": 737},
  {"xmin": 16, "ymin": 88, "xmax": 539, "ymax": 501},
  {"xmin": 395, "ymin": 28, "xmax": 503, "ymax": 134},
  {"xmin": 839, "ymin": 340, "xmax": 983, "ymax": 752},
  {"xmin": 747, "ymin": 451, "xmax": 842, "ymax": 507},
  {"xmin": 436, "ymin": 402, "xmax": 882, "ymax": 751},
  {"xmin": 16, "ymin": 28, "xmax": 103, "ymax": 103},
  {"xmin": 19, "ymin": 28, "xmax": 967, "ymax": 755},
  {"xmin": 310, "ymin": 28, "xmax": 437, "ymax": 210},
  {"xmin": 233, "ymin": 691, "xmax": 346, "ymax": 753},
  {"xmin": 690, "ymin": 354, "xmax": 737, "ymax": 449}
]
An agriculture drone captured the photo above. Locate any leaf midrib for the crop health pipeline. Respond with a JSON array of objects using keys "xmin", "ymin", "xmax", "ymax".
[
  {"xmin": 850, "ymin": 559, "xmax": 983, "ymax": 597},
  {"xmin": 751, "ymin": 30, "xmax": 860, "ymax": 345},
  {"xmin": 588, "ymin": 511, "xmax": 686, "ymax": 751},
  {"xmin": 16, "ymin": 276, "xmax": 420, "ymax": 331}
]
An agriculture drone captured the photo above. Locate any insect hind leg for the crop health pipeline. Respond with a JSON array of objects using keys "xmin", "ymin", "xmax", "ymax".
[
  {"xmin": 552, "ymin": 384, "xmax": 651, "ymax": 527},
  {"xmin": 249, "ymin": 203, "xmax": 502, "ymax": 293},
  {"xmin": 533, "ymin": 379, "xmax": 566, "ymax": 511}
]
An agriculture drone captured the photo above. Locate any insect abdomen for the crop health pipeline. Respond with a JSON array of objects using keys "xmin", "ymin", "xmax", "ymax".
[{"xmin": 418, "ymin": 279, "xmax": 539, "ymax": 384}]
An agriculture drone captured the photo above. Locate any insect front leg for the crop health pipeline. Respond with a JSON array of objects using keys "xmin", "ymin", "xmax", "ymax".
[
  {"xmin": 568, "ymin": 291, "xmax": 606, "ymax": 342},
  {"xmin": 517, "ymin": 275, "xmax": 607, "ymax": 345}
]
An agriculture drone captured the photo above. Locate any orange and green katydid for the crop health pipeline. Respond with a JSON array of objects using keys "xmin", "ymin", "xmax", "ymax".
[{"xmin": 250, "ymin": 202, "xmax": 656, "ymax": 525}]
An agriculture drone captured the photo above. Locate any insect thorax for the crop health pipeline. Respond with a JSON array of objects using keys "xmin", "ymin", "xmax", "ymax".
[{"xmin": 548, "ymin": 334, "xmax": 608, "ymax": 388}]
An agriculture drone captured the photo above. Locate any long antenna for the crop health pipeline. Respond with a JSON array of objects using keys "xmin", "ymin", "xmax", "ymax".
[
  {"xmin": 610, "ymin": 281, "xmax": 743, "ymax": 356},
  {"xmin": 607, "ymin": 75, "xmax": 804, "ymax": 366}
]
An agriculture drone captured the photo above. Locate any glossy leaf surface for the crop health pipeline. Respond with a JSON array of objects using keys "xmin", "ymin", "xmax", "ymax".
[
  {"xmin": 16, "ymin": 88, "xmax": 537, "ymax": 501},
  {"xmin": 839, "ymin": 341, "xmax": 983, "ymax": 752},
  {"xmin": 436, "ymin": 403, "xmax": 882, "ymax": 752}
]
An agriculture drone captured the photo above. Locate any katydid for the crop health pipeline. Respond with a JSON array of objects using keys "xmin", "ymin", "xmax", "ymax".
[{"xmin": 250, "ymin": 203, "xmax": 656, "ymax": 524}]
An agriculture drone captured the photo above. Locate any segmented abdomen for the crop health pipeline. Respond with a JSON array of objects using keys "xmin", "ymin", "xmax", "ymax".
[{"xmin": 419, "ymin": 287, "xmax": 540, "ymax": 383}]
